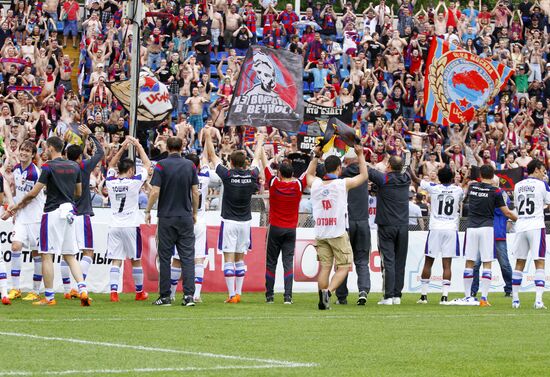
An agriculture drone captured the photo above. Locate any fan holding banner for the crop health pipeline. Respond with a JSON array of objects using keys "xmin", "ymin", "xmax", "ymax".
[{"xmin": 424, "ymin": 37, "xmax": 514, "ymax": 126}]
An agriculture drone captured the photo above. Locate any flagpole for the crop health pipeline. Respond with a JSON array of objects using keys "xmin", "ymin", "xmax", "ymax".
[{"xmin": 127, "ymin": 0, "xmax": 143, "ymax": 160}]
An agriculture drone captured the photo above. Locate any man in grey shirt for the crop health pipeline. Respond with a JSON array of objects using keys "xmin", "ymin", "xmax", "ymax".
[{"xmin": 368, "ymin": 155, "xmax": 411, "ymax": 305}]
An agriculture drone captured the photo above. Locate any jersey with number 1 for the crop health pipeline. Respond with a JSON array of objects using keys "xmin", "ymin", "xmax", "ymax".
[
  {"xmin": 513, "ymin": 178, "xmax": 550, "ymax": 232},
  {"xmin": 105, "ymin": 168, "xmax": 147, "ymax": 227},
  {"xmin": 197, "ymin": 166, "xmax": 210, "ymax": 222},
  {"xmin": 420, "ymin": 180, "xmax": 464, "ymax": 231}
]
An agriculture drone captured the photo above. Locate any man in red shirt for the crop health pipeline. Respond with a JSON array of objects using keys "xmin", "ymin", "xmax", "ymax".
[{"xmin": 260, "ymin": 145, "xmax": 306, "ymax": 304}]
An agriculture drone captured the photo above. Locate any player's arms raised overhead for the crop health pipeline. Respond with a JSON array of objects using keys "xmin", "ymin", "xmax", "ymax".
[
  {"xmin": 191, "ymin": 184, "xmax": 199, "ymax": 224},
  {"xmin": 108, "ymin": 138, "xmax": 131, "ymax": 170},
  {"xmin": 306, "ymin": 146, "xmax": 322, "ymax": 188},
  {"xmin": 251, "ymin": 132, "xmax": 265, "ymax": 168},
  {"xmin": 132, "ymin": 137, "xmax": 152, "ymax": 172},
  {"xmin": 345, "ymin": 145, "xmax": 369, "ymax": 191},
  {"xmin": 204, "ymin": 130, "xmax": 221, "ymax": 166}
]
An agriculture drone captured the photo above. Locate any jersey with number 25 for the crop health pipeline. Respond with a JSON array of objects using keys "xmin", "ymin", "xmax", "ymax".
[
  {"xmin": 420, "ymin": 180, "xmax": 464, "ymax": 231},
  {"xmin": 513, "ymin": 178, "xmax": 550, "ymax": 232},
  {"xmin": 105, "ymin": 167, "xmax": 147, "ymax": 227}
]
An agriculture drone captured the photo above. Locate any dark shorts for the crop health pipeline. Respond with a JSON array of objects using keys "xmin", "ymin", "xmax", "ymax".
[{"xmin": 64, "ymin": 20, "xmax": 78, "ymax": 36}]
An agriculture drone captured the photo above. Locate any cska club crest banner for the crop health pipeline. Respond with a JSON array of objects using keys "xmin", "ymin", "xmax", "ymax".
[
  {"xmin": 424, "ymin": 38, "xmax": 514, "ymax": 126},
  {"xmin": 226, "ymin": 45, "xmax": 304, "ymax": 132}
]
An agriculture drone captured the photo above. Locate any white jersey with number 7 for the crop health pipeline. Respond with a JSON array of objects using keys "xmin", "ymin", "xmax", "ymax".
[{"xmin": 105, "ymin": 167, "xmax": 147, "ymax": 227}]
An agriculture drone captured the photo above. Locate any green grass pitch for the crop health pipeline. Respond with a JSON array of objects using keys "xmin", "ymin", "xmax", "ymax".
[{"xmin": 0, "ymin": 292, "xmax": 548, "ymax": 377}]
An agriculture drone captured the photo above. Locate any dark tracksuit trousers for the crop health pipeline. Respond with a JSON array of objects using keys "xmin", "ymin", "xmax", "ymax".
[
  {"xmin": 378, "ymin": 224, "xmax": 409, "ymax": 299},
  {"xmin": 336, "ymin": 219, "xmax": 371, "ymax": 299},
  {"xmin": 157, "ymin": 216, "xmax": 195, "ymax": 298},
  {"xmin": 265, "ymin": 225, "xmax": 296, "ymax": 297}
]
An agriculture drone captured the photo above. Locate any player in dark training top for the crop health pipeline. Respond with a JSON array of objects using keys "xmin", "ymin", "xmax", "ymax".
[
  {"xmin": 3, "ymin": 136, "xmax": 92, "ymax": 306},
  {"xmin": 204, "ymin": 130, "xmax": 262, "ymax": 304},
  {"xmin": 455, "ymin": 165, "xmax": 517, "ymax": 307}
]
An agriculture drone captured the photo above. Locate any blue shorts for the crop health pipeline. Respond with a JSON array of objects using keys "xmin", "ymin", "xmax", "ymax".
[{"xmin": 64, "ymin": 20, "xmax": 78, "ymax": 36}]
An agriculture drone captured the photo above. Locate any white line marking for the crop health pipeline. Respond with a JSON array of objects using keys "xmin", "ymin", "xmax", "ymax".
[
  {"xmin": 0, "ymin": 312, "xmax": 546, "ymax": 323},
  {"xmin": 0, "ymin": 365, "xmax": 298, "ymax": 376},
  {"xmin": 0, "ymin": 332, "xmax": 316, "ymax": 368}
]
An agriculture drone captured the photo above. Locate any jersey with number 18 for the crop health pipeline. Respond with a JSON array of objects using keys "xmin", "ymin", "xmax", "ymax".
[
  {"xmin": 105, "ymin": 168, "xmax": 147, "ymax": 227},
  {"xmin": 420, "ymin": 180, "xmax": 464, "ymax": 231},
  {"xmin": 513, "ymin": 178, "xmax": 550, "ymax": 232}
]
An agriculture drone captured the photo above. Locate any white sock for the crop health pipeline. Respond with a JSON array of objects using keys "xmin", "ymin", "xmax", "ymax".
[
  {"xmin": 32, "ymin": 256, "xmax": 42, "ymax": 293},
  {"xmin": 60, "ymin": 260, "xmax": 72, "ymax": 293},
  {"xmin": 463, "ymin": 268, "xmax": 474, "ymax": 297},
  {"xmin": 0, "ymin": 259, "xmax": 8, "ymax": 297},
  {"xmin": 235, "ymin": 261, "xmax": 246, "ymax": 295},
  {"xmin": 223, "ymin": 262, "xmax": 235, "ymax": 297},
  {"xmin": 170, "ymin": 267, "xmax": 181, "ymax": 299},
  {"xmin": 512, "ymin": 270, "xmax": 522, "ymax": 301},
  {"xmin": 442, "ymin": 279, "xmax": 451, "ymax": 297},
  {"xmin": 109, "ymin": 266, "xmax": 121, "ymax": 292},
  {"xmin": 80, "ymin": 256, "xmax": 93, "ymax": 280},
  {"xmin": 420, "ymin": 278, "xmax": 429, "ymax": 295},
  {"xmin": 77, "ymin": 281, "xmax": 87, "ymax": 295},
  {"xmin": 132, "ymin": 267, "xmax": 144, "ymax": 293},
  {"xmin": 481, "ymin": 269, "xmax": 492, "ymax": 300},
  {"xmin": 10, "ymin": 252, "xmax": 22, "ymax": 290},
  {"xmin": 194, "ymin": 263, "xmax": 204, "ymax": 298},
  {"xmin": 535, "ymin": 269, "xmax": 545, "ymax": 303}
]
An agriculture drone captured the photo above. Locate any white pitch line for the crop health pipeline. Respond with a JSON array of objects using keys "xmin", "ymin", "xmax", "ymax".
[
  {"xmin": 0, "ymin": 332, "xmax": 315, "ymax": 368},
  {"xmin": 0, "ymin": 365, "xmax": 299, "ymax": 376},
  {"xmin": 0, "ymin": 312, "xmax": 546, "ymax": 323}
]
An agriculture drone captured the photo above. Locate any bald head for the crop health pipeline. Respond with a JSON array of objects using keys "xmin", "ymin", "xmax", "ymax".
[{"xmin": 389, "ymin": 156, "xmax": 404, "ymax": 172}]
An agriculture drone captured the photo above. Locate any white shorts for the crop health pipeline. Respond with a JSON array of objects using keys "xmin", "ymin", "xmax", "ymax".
[
  {"xmin": 39, "ymin": 204, "xmax": 78, "ymax": 255},
  {"xmin": 512, "ymin": 228, "xmax": 546, "ymax": 260},
  {"xmin": 173, "ymin": 221, "xmax": 208, "ymax": 260},
  {"xmin": 12, "ymin": 222, "xmax": 40, "ymax": 250},
  {"xmin": 463, "ymin": 227, "xmax": 495, "ymax": 262},
  {"xmin": 107, "ymin": 227, "xmax": 142, "ymax": 260},
  {"xmin": 74, "ymin": 214, "xmax": 94, "ymax": 251},
  {"xmin": 424, "ymin": 229, "xmax": 460, "ymax": 258},
  {"xmin": 218, "ymin": 219, "xmax": 251, "ymax": 254}
]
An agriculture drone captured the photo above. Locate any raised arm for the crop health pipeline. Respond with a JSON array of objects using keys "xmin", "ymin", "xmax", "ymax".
[
  {"xmin": 132, "ymin": 137, "xmax": 152, "ymax": 172},
  {"xmin": 204, "ymin": 130, "xmax": 221, "ymax": 166},
  {"xmin": 306, "ymin": 146, "xmax": 322, "ymax": 187},
  {"xmin": 345, "ymin": 145, "xmax": 369, "ymax": 190},
  {"xmin": 108, "ymin": 138, "xmax": 131, "ymax": 169}
]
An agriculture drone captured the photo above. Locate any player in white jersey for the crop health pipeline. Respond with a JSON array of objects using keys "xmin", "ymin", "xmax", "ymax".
[
  {"xmin": 306, "ymin": 145, "xmax": 368, "ymax": 310},
  {"xmin": 170, "ymin": 154, "xmax": 210, "ymax": 303},
  {"xmin": 511, "ymin": 160, "xmax": 550, "ymax": 309},
  {"xmin": 4, "ymin": 141, "xmax": 46, "ymax": 301},
  {"xmin": 414, "ymin": 166, "xmax": 464, "ymax": 305},
  {"xmin": 0, "ymin": 171, "xmax": 9, "ymax": 304},
  {"xmin": 105, "ymin": 138, "xmax": 151, "ymax": 302}
]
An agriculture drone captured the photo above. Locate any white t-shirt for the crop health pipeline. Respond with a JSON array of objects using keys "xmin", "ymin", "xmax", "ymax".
[
  {"xmin": 420, "ymin": 180, "xmax": 464, "ymax": 231},
  {"xmin": 105, "ymin": 167, "xmax": 147, "ymax": 227},
  {"xmin": 513, "ymin": 177, "xmax": 550, "ymax": 232},
  {"xmin": 311, "ymin": 178, "xmax": 348, "ymax": 239},
  {"xmin": 408, "ymin": 201, "xmax": 423, "ymax": 225},
  {"xmin": 368, "ymin": 196, "xmax": 377, "ymax": 230},
  {"xmin": 13, "ymin": 163, "xmax": 45, "ymax": 224}
]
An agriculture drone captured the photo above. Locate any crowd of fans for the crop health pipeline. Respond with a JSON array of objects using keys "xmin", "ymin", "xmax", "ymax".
[{"xmin": 0, "ymin": 0, "xmax": 549, "ymax": 212}]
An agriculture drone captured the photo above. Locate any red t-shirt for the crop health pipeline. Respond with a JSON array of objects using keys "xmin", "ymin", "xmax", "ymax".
[{"xmin": 265, "ymin": 166, "xmax": 306, "ymax": 228}]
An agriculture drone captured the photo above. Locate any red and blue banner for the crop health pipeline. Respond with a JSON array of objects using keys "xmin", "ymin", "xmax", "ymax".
[{"xmin": 424, "ymin": 38, "xmax": 514, "ymax": 126}]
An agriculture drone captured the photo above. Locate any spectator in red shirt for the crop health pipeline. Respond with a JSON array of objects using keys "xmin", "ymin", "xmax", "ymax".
[{"xmin": 278, "ymin": 3, "xmax": 299, "ymax": 38}]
